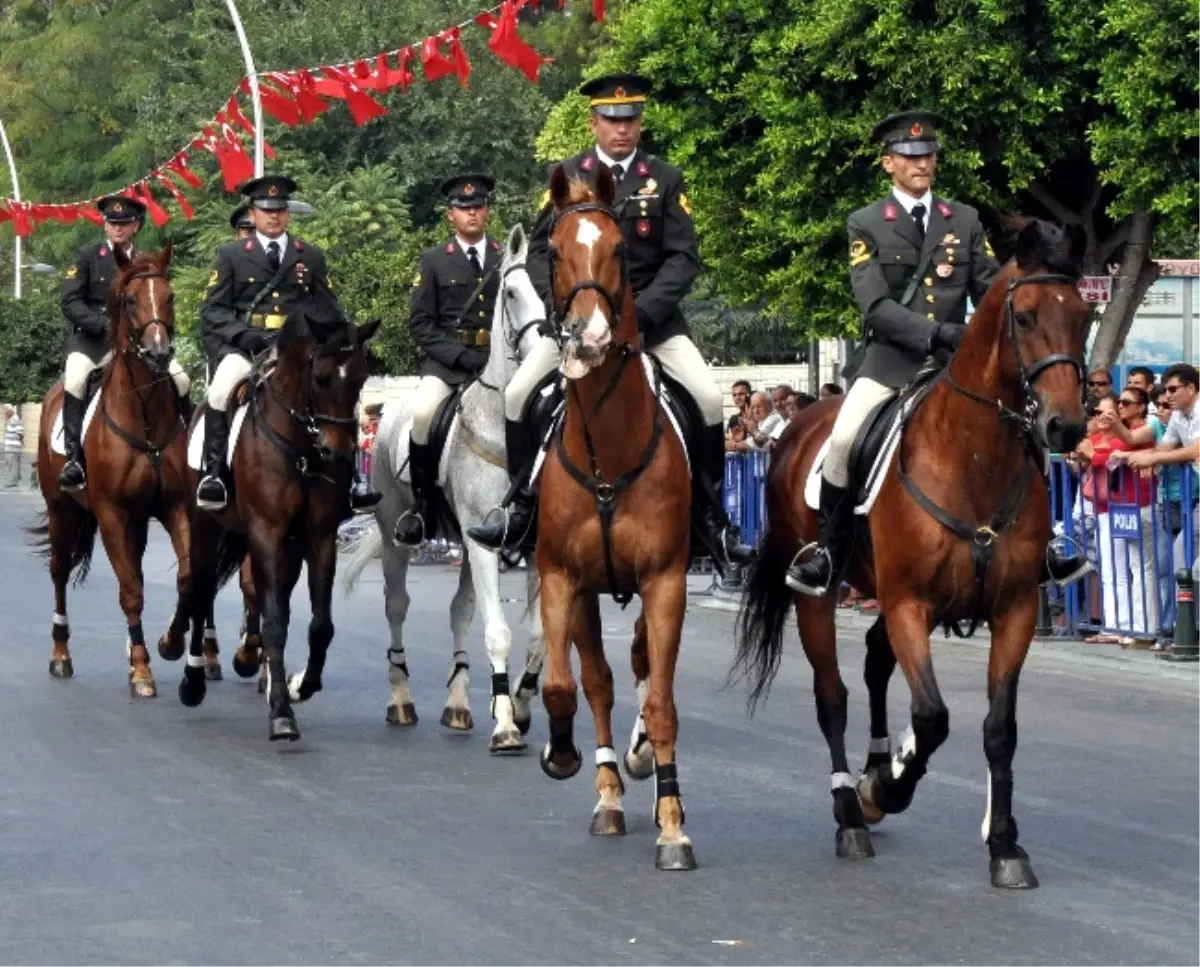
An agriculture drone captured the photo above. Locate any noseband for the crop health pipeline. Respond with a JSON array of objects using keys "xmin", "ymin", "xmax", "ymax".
[{"xmin": 546, "ymin": 202, "xmax": 628, "ymax": 344}]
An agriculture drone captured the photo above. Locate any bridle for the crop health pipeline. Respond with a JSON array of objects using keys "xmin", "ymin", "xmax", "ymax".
[
  {"xmin": 476, "ymin": 260, "xmax": 547, "ymax": 394},
  {"xmin": 945, "ymin": 272, "xmax": 1084, "ymax": 438},
  {"xmin": 117, "ymin": 270, "xmax": 174, "ymax": 373},
  {"xmin": 545, "ymin": 202, "xmax": 628, "ymax": 347}
]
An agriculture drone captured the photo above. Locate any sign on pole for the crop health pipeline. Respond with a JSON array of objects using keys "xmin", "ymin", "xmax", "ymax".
[{"xmin": 1078, "ymin": 276, "xmax": 1113, "ymax": 304}]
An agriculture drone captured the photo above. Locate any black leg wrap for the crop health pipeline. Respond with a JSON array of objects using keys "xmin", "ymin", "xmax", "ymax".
[
  {"xmin": 491, "ymin": 671, "xmax": 510, "ymax": 697},
  {"xmin": 445, "ymin": 660, "xmax": 469, "ymax": 689},
  {"xmin": 128, "ymin": 624, "xmax": 145, "ymax": 647},
  {"xmin": 598, "ymin": 757, "xmax": 625, "ymax": 796},
  {"xmin": 548, "ymin": 721, "xmax": 575, "ymax": 756},
  {"xmin": 517, "ymin": 669, "xmax": 539, "ymax": 694},
  {"xmin": 244, "ymin": 612, "xmax": 261, "ymax": 637},
  {"xmin": 654, "ymin": 761, "xmax": 685, "ymax": 828}
]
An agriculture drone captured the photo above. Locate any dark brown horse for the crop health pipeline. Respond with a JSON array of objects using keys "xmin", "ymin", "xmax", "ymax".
[
  {"xmin": 734, "ymin": 218, "xmax": 1089, "ymax": 889},
  {"xmin": 176, "ymin": 301, "xmax": 379, "ymax": 740},
  {"xmin": 31, "ymin": 242, "xmax": 219, "ymax": 695},
  {"xmin": 535, "ymin": 167, "xmax": 697, "ymax": 871}
]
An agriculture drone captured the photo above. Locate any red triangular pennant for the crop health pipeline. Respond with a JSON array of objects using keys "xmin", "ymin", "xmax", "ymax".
[
  {"xmin": 321, "ymin": 64, "xmax": 389, "ymax": 125},
  {"xmin": 488, "ymin": 0, "xmax": 553, "ymax": 83}
]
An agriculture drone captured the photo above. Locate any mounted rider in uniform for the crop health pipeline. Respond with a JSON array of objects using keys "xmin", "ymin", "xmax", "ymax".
[
  {"xmin": 394, "ymin": 173, "xmax": 503, "ymax": 546},
  {"xmin": 466, "ymin": 73, "xmax": 754, "ymax": 573},
  {"xmin": 196, "ymin": 173, "xmax": 381, "ymax": 514},
  {"xmin": 230, "ymin": 202, "xmax": 254, "ymax": 239},
  {"xmin": 57, "ymin": 194, "xmax": 193, "ymax": 492},
  {"xmin": 786, "ymin": 111, "xmax": 1091, "ymax": 595}
]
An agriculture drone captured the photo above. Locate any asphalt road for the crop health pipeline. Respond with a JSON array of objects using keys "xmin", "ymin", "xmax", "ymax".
[{"xmin": 0, "ymin": 490, "xmax": 1196, "ymax": 966}]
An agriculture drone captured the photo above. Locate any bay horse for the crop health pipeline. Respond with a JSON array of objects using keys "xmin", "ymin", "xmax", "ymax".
[
  {"xmin": 31, "ymin": 242, "xmax": 218, "ymax": 696},
  {"xmin": 176, "ymin": 298, "xmax": 379, "ymax": 740},
  {"xmin": 536, "ymin": 166, "xmax": 696, "ymax": 871},
  {"xmin": 733, "ymin": 218, "xmax": 1089, "ymax": 889},
  {"xmin": 340, "ymin": 225, "xmax": 547, "ymax": 752}
]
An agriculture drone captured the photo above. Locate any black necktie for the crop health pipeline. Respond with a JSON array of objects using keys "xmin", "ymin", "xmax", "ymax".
[
  {"xmin": 609, "ymin": 163, "xmax": 625, "ymax": 186},
  {"xmin": 267, "ymin": 240, "xmax": 281, "ymax": 270},
  {"xmin": 467, "ymin": 246, "xmax": 481, "ymax": 276},
  {"xmin": 911, "ymin": 203, "xmax": 927, "ymax": 240}
]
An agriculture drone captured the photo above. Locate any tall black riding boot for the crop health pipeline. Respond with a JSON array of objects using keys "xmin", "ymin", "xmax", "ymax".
[
  {"xmin": 57, "ymin": 392, "xmax": 88, "ymax": 492},
  {"xmin": 196, "ymin": 407, "xmax": 231, "ymax": 511},
  {"xmin": 466, "ymin": 418, "xmax": 539, "ymax": 551},
  {"xmin": 698, "ymin": 423, "xmax": 755, "ymax": 570},
  {"xmin": 394, "ymin": 439, "xmax": 434, "ymax": 546},
  {"xmin": 785, "ymin": 478, "xmax": 854, "ymax": 596},
  {"xmin": 350, "ymin": 466, "xmax": 382, "ymax": 514}
]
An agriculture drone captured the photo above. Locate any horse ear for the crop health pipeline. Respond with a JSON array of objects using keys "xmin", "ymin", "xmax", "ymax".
[
  {"xmin": 158, "ymin": 238, "xmax": 174, "ymax": 272},
  {"xmin": 594, "ymin": 161, "xmax": 616, "ymax": 207},
  {"xmin": 549, "ymin": 164, "xmax": 570, "ymax": 209},
  {"xmin": 356, "ymin": 318, "xmax": 381, "ymax": 344},
  {"xmin": 507, "ymin": 223, "xmax": 527, "ymax": 263},
  {"xmin": 1013, "ymin": 218, "xmax": 1043, "ymax": 267}
]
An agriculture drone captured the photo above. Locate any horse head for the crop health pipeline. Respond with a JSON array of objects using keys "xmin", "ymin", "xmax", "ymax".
[
  {"xmin": 274, "ymin": 298, "xmax": 381, "ymax": 466},
  {"xmin": 491, "ymin": 224, "xmax": 546, "ymax": 369},
  {"xmin": 957, "ymin": 217, "xmax": 1089, "ymax": 453},
  {"xmin": 109, "ymin": 240, "xmax": 175, "ymax": 374},
  {"xmin": 546, "ymin": 163, "xmax": 635, "ymax": 380}
]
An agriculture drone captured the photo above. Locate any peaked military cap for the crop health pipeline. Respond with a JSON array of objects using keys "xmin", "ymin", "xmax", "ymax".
[
  {"xmin": 230, "ymin": 202, "xmax": 253, "ymax": 231},
  {"xmin": 97, "ymin": 194, "xmax": 146, "ymax": 223},
  {"xmin": 440, "ymin": 173, "xmax": 494, "ymax": 209},
  {"xmin": 872, "ymin": 110, "xmax": 946, "ymax": 157},
  {"xmin": 240, "ymin": 174, "xmax": 298, "ymax": 211},
  {"xmin": 579, "ymin": 72, "xmax": 652, "ymax": 119}
]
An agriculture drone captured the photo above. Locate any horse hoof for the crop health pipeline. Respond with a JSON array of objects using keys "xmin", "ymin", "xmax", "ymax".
[
  {"xmin": 178, "ymin": 675, "xmax": 207, "ymax": 708},
  {"xmin": 157, "ymin": 634, "xmax": 184, "ymax": 662},
  {"xmin": 990, "ymin": 855, "xmax": 1039, "ymax": 890},
  {"xmin": 539, "ymin": 742, "xmax": 582, "ymax": 780},
  {"xmin": 231, "ymin": 651, "xmax": 261, "ymax": 679},
  {"xmin": 623, "ymin": 745, "xmax": 655, "ymax": 781},
  {"xmin": 129, "ymin": 678, "xmax": 157, "ymax": 699},
  {"xmin": 204, "ymin": 662, "xmax": 223, "ymax": 682},
  {"xmin": 857, "ymin": 771, "xmax": 885, "ymax": 825},
  {"xmin": 48, "ymin": 658, "xmax": 74, "ymax": 680},
  {"xmin": 589, "ymin": 808, "xmax": 626, "ymax": 836},
  {"xmin": 488, "ymin": 728, "xmax": 526, "ymax": 754},
  {"xmin": 386, "ymin": 703, "xmax": 419, "ymax": 726},
  {"xmin": 269, "ymin": 716, "xmax": 300, "ymax": 742},
  {"xmin": 655, "ymin": 842, "xmax": 698, "ymax": 871},
  {"xmin": 835, "ymin": 826, "xmax": 875, "ymax": 860},
  {"xmin": 440, "ymin": 707, "xmax": 473, "ymax": 731}
]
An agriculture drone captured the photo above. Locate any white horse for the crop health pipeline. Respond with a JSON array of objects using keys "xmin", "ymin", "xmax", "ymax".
[{"xmin": 342, "ymin": 225, "xmax": 548, "ymax": 752}]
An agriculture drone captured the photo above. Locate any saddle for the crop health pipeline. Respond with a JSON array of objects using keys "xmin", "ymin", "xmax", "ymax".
[
  {"xmin": 185, "ymin": 362, "xmax": 274, "ymax": 472},
  {"xmin": 805, "ymin": 364, "xmax": 943, "ymax": 516},
  {"xmin": 402, "ymin": 378, "xmax": 476, "ymax": 544},
  {"xmin": 50, "ymin": 369, "xmax": 104, "ymax": 457}
]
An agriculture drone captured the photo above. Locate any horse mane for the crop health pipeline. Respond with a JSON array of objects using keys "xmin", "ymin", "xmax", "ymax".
[
  {"xmin": 558, "ymin": 176, "xmax": 599, "ymax": 209},
  {"xmin": 1011, "ymin": 217, "xmax": 1084, "ymax": 280},
  {"xmin": 277, "ymin": 303, "xmax": 355, "ymax": 357},
  {"xmin": 106, "ymin": 253, "xmax": 164, "ymax": 350}
]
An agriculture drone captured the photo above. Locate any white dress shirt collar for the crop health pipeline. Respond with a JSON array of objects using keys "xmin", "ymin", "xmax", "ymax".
[
  {"xmin": 257, "ymin": 231, "xmax": 288, "ymax": 258},
  {"xmin": 456, "ymin": 235, "xmax": 486, "ymax": 265},
  {"xmin": 595, "ymin": 145, "xmax": 635, "ymax": 177}
]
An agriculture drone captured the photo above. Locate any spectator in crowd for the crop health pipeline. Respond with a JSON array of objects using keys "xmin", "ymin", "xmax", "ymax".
[
  {"xmin": 771, "ymin": 384, "xmax": 794, "ymax": 419},
  {"xmin": 1075, "ymin": 392, "xmax": 1158, "ymax": 638},
  {"xmin": 1127, "ymin": 366, "xmax": 1156, "ymax": 395},
  {"xmin": 746, "ymin": 391, "xmax": 783, "ymax": 450},
  {"xmin": 359, "ymin": 402, "xmax": 382, "ymax": 480},
  {"xmin": 1086, "ymin": 368, "xmax": 1113, "ymax": 403},
  {"xmin": 3, "ymin": 404, "xmax": 23, "ymax": 489},
  {"xmin": 787, "ymin": 392, "xmax": 816, "ymax": 420},
  {"xmin": 728, "ymin": 380, "xmax": 751, "ymax": 431},
  {"xmin": 1148, "ymin": 383, "xmax": 1167, "ymax": 422},
  {"xmin": 819, "ymin": 382, "xmax": 844, "ymax": 400}
]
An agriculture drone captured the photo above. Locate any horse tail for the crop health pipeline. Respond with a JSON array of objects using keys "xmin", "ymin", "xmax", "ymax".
[
  {"xmin": 25, "ymin": 508, "xmax": 98, "ymax": 587},
  {"xmin": 731, "ymin": 523, "xmax": 795, "ymax": 712},
  {"xmin": 342, "ymin": 523, "xmax": 384, "ymax": 596},
  {"xmin": 212, "ymin": 530, "xmax": 248, "ymax": 592}
]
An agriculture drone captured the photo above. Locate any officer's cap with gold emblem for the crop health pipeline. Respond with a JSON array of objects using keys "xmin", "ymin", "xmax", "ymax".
[
  {"xmin": 240, "ymin": 174, "xmax": 299, "ymax": 211},
  {"xmin": 229, "ymin": 202, "xmax": 253, "ymax": 231},
  {"xmin": 579, "ymin": 72, "xmax": 652, "ymax": 119},
  {"xmin": 97, "ymin": 194, "xmax": 146, "ymax": 224},
  {"xmin": 440, "ymin": 173, "xmax": 495, "ymax": 209},
  {"xmin": 872, "ymin": 110, "xmax": 946, "ymax": 157}
]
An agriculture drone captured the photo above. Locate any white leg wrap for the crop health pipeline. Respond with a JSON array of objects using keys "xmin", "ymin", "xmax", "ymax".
[
  {"xmin": 981, "ymin": 767, "xmax": 993, "ymax": 843},
  {"xmin": 596, "ymin": 746, "xmax": 619, "ymax": 767},
  {"xmin": 831, "ymin": 771, "xmax": 856, "ymax": 791},
  {"xmin": 53, "ymin": 613, "xmax": 69, "ymax": 627},
  {"xmin": 890, "ymin": 726, "xmax": 917, "ymax": 780},
  {"xmin": 186, "ymin": 652, "xmax": 206, "ymax": 668}
]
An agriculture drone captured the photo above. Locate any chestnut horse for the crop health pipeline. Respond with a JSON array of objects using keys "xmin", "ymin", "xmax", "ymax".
[
  {"xmin": 536, "ymin": 167, "xmax": 696, "ymax": 871},
  {"xmin": 31, "ymin": 242, "xmax": 220, "ymax": 695},
  {"xmin": 734, "ymin": 219, "xmax": 1089, "ymax": 889},
  {"xmin": 175, "ymin": 301, "xmax": 379, "ymax": 740}
]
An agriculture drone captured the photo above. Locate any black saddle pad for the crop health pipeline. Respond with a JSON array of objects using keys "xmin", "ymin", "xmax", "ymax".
[{"xmin": 847, "ymin": 364, "xmax": 942, "ymax": 503}]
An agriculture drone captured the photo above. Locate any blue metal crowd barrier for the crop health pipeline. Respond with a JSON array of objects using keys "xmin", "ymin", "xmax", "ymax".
[{"xmin": 722, "ymin": 450, "xmax": 1198, "ymax": 639}]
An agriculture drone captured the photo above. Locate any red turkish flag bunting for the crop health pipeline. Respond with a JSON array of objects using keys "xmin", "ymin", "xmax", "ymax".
[
  {"xmin": 488, "ymin": 1, "xmax": 552, "ymax": 82},
  {"xmin": 224, "ymin": 97, "xmax": 278, "ymax": 158},
  {"xmin": 248, "ymin": 76, "xmax": 303, "ymax": 127},
  {"xmin": 132, "ymin": 182, "xmax": 171, "ymax": 228},
  {"xmin": 320, "ymin": 64, "xmax": 388, "ymax": 125},
  {"xmin": 165, "ymin": 153, "xmax": 205, "ymax": 189},
  {"xmin": 155, "ymin": 171, "xmax": 194, "ymax": 220},
  {"xmin": 8, "ymin": 203, "xmax": 33, "ymax": 237},
  {"xmin": 593, "ymin": 0, "xmax": 605, "ymax": 20},
  {"xmin": 421, "ymin": 33, "xmax": 458, "ymax": 84},
  {"xmin": 78, "ymin": 204, "xmax": 104, "ymax": 226}
]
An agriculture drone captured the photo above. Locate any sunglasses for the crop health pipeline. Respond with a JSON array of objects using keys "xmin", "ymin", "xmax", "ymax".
[
  {"xmin": 1117, "ymin": 399, "xmax": 1139, "ymax": 407},
  {"xmin": 1088, "ymin": 379, "xmax": 1111, "ymax": 387},
  {"xmin": 1163, "ymin": 384, "xmax": 1183, "ymax": 394}
]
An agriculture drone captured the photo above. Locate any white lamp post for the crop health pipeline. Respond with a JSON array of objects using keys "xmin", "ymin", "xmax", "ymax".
[
  {"xmin": 0, "ymin": 118, "xmax": 22, "ymax": 299},
  {"xmin": 222, "ymin": 0, "xmax": 264, "ymax": 178}
]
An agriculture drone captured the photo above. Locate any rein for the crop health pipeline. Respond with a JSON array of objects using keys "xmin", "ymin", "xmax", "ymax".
[{"xmin": 897, "ymin": 271, "xmax": 1083, "ymax": 637}]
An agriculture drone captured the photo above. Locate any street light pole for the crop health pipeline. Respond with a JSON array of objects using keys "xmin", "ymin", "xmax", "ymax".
[
  {"xmin": 222, "ymin": 0, "xmax": 264, "ymax": 178},
  {"xmin": 0, "ymin": 118, "xmax": 22, "ymax": 299}
]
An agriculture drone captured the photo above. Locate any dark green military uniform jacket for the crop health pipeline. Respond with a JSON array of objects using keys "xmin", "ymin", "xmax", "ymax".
[
  {"xmin": 848, "ymin": 194, "xmax": 999, "ymax": 388},
  {"xmin": 200, "ymin": 234, "xmax": 335, "ymax": 361},
  {"xmin": 61, "ymin": 241, "xmax": 127, "ymax": 362},
  {"xmin": 409, "ymin": 236, "xmax": 503, "ymax": 386},
  {"xmin": 527, "ymin": 147, "xmax": 700, "ymax": 348}
]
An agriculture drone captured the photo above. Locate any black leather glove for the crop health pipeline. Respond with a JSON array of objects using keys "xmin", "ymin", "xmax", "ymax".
[
  {"xmin": 459, "ymin": 347, "xmax": 489, "ymax": 372},
  {"xmin": 81, "ymin": 315, "xmax": 108, "ymax": 340},
  {"xmin": 930, "ymin": 323, "xmax": 965, "ymax": 354},
  {"xmin": 238, "ymin": 329, "xmax": 271, "ymax": 356}
]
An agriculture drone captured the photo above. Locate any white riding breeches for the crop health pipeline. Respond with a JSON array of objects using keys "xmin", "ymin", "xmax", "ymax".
[
  {"xmin": 65, "ymin": 352, "xmax": 190, "ymax": 400},
  {"xmin": 206, "ymin": 354, "xmax": 253, "ymax": 412},
  {"xmin": 822, "ymin": 376, "xmax": 895, "ymax": 489},
  {"xmin": 412, "ymin": 375, "xmax": 456, "ymax": 446},
  {"xmin": 503, "ymin": 333, "xmax": 724, "ymax": 426}
]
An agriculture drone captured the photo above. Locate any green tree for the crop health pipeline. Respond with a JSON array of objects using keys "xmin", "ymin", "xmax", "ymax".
[
  {"xmin": 0, "ymin": 293, "xmax": 65, "ymax": 401},
  {"xmin": 539, "ymin": 0, "xmax": 1198, "ymax": 365}
]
